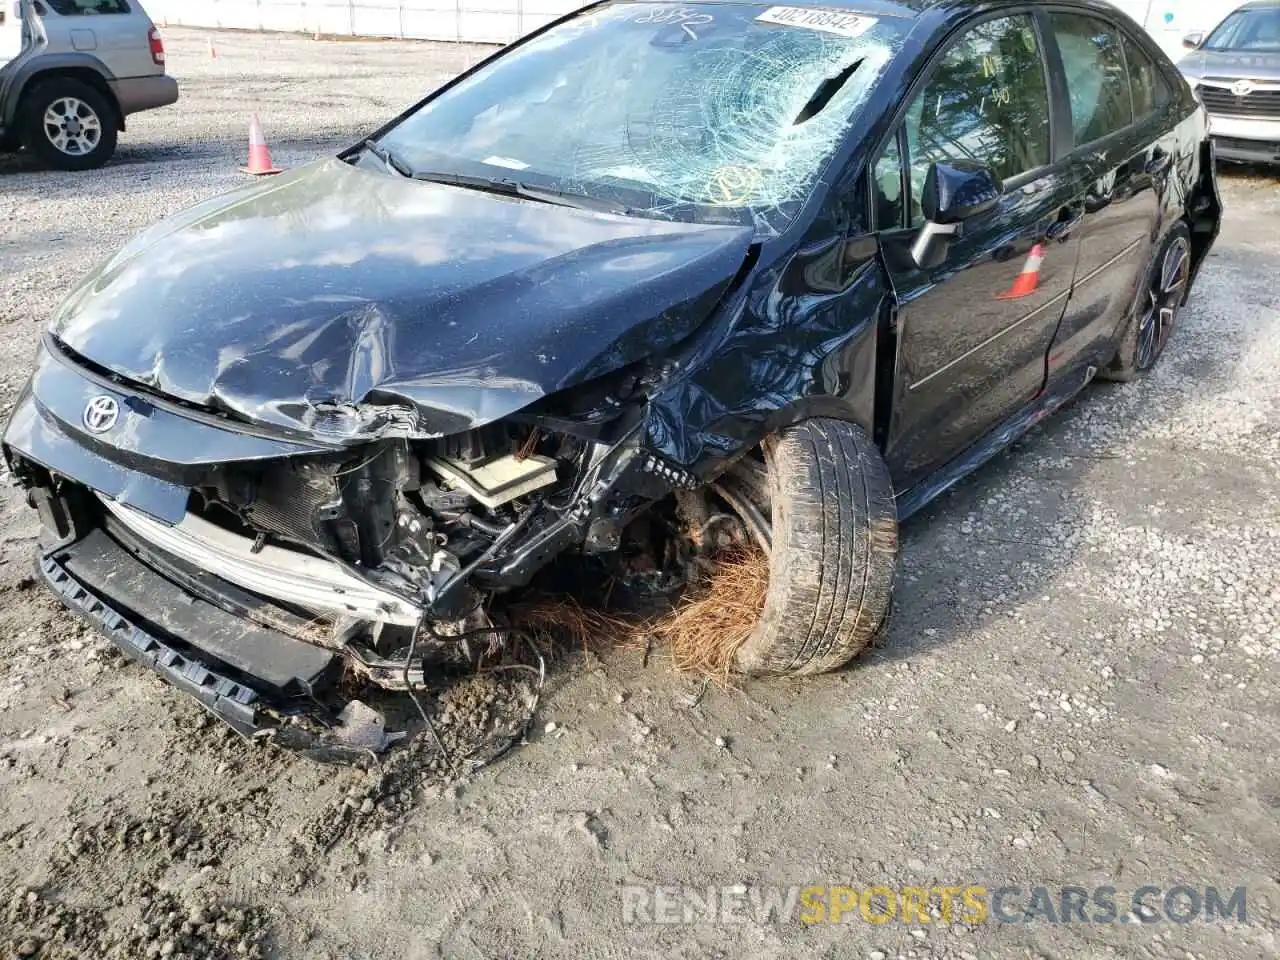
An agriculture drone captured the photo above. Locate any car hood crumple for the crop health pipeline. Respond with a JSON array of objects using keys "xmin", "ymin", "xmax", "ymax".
[
  {"xmin": 1178, "ymin": 49, "xmax": 1280, "ymax": 81},
  {"xmin": 50, "ymin": 159, "xmax": 754, "ymax": 441}
]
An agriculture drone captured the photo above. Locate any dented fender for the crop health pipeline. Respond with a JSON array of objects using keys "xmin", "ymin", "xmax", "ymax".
[{"xmin": 642, "ymin": 241, "xmax": 889, "ymax": 476}]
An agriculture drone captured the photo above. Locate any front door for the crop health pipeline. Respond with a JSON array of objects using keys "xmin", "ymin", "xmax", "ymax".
[{"xmin": 872, "ymin": 12, "xmax": 1087, "ymax": 488}]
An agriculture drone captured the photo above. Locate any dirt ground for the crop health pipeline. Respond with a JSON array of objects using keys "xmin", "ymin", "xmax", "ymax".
[{"xmin": 1, "ymin": 27, "xmax": 1279, "ymax": 960}]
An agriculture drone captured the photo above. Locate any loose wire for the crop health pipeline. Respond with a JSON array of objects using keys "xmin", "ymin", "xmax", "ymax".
[{"xmin": 401, "ymin": 619, "xmax": 459, "ymax": 779}]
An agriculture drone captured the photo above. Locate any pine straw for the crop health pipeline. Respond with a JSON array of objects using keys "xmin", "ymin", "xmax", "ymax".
[
  {"xmin": 508, "ymin": 548, "xmax": 770, "ymax": 685},
  {"xmin": 507, "ymin": 595, "xmax": 641, "ymax": 654},
  {"xmin": 649, "ymin": 547, "xmax": 769, "ymax": 685}
]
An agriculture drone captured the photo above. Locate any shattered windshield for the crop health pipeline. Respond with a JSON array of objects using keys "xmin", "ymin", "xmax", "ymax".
[{"xmin": 376, "ymin": 3, "xmax": 908, "ymax": 234}]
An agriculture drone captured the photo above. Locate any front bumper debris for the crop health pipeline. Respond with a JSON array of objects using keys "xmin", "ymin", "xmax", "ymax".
[
  {"xmin": 38, "ymin": 525, "xmax": 406, "ymax": 763},
  {"xmin": 102, "ymin": 496, "xmax": 422, "ymax": 626},
  {"xmin": 1, "ymin": 336, "xmax": 623, "ymax": 763},
  {"xmin": 40, "ymin": 544, "xmax": 264, "ymax": 736}
]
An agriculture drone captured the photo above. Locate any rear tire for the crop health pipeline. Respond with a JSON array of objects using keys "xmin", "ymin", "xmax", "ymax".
[
  {"xmin": 1101, "ymin": 222, "xmax": 1192, "ymax": 381},
  {"xmin": 20, "ymin": 77, "xmax": 118, "ymax": 171},
  {"xmin": 734, "ymin": 418, "xmax": 898, "ymax": 677}
]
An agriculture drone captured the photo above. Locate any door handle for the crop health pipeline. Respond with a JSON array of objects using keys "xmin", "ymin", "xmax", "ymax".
[
  {"xmin": 1045, "ymin": 205, "xmax": 1084, "ymax": 243},
  {"xmin": 1145, "ymin": 149, "xmax": 1172, "ymax": 176}
]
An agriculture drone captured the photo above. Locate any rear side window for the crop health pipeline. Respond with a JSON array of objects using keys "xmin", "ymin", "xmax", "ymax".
[
  {"xmin": 899, "ymin": 14, "xmax": 1052, "ymax": 225},
  {"xmin": 1050, "ymin": 13, "xmax": 1133, "ymax": 144},
  {"xmin": 1121, "ymin": 32, "xmax": 1162, "ymax": 117},
  {"xmin": 44, "ymin": 0, "xmax": 130, "ymax": 14}
]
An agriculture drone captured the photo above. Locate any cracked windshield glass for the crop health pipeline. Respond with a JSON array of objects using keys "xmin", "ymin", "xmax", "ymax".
[{"xmin": 376, "ymin": 3, "xmax": 908, "ymax": 233}]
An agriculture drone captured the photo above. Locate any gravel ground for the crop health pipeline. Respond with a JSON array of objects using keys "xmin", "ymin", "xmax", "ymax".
[{"xmin": 1, "ymin": 27, "xmax": 1279, "ymax": 960}]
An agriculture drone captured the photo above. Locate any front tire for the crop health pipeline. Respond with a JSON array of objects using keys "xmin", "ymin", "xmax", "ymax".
[
  {"xmin": 1102, "ymin": 222, "xmax": 1191, "ymax": 381},
  {"xmin": 734, "ymin": 418, "xmax": 899, "ymax": 677},
  {"xmin": 20, "ymin": 78, "xmax": 118, "ymax": 171}
]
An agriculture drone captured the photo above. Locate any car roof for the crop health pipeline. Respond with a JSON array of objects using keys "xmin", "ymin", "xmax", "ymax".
[{"xmin": 1239, "ymin": 0, "xmax": 1280, "ymax": 8}]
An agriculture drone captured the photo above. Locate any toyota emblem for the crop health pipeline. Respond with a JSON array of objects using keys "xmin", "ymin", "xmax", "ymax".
[
  {"xmin": 82, "ymin": 395, "xmax": 120, "ymax": 433},
  {"xmin": 1231, "ymin": 79, "xmax": 1256, "ymax": 97}
]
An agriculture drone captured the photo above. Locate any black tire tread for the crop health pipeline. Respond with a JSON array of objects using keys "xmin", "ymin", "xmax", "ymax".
[{"xmin": 735, "ymin": 418, "xmax": 898, "ymax": 677}]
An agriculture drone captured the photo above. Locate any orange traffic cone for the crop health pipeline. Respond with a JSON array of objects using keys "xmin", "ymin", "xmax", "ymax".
[
  {"xmin": 241, "ymin": 115, "xmax": 282, "ymax": 176},
  {"xmin": 208, "ymin": 37, "xmax": 220, "ymax": 60},
  {"xmin": 997, "ymin": 243, "xmax": 1044, "ymax": 300}
]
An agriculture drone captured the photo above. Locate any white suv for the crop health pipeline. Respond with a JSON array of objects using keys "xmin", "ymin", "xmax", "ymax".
[{"xmin": 0, "ymin": 0, "xmax": 178, "ymax": 170}]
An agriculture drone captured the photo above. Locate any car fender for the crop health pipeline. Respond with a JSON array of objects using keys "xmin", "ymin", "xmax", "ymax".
[
  {"xmin": 1185, "ymin": 139, "xmax": 1222, "ymax": 296},
  {"xmin": 643, "ymin": 245, "xmax": 889, "ymax": 478},
  {"xmin": 1, "ymin": 51, "xmax": 119, "ymax": 128}
]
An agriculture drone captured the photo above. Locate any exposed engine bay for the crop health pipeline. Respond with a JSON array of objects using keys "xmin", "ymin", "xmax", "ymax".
[
  {"xmin": 204, "ymin": 423, "xmax": 590, "ymax": 617},
  {"xmin": 69, "ymin": 398, "xmax": 764, "ymax": 694}
]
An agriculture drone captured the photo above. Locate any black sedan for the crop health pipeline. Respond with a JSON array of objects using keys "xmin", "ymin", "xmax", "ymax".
[{"xmin": 3, "ymin": 0, "xmax": 1222, "ymax": 748}]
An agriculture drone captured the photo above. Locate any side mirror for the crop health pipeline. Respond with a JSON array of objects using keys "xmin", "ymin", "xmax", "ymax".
[
  {"xmin": 912, "ymin": 160, "xmax": 1002, "ymax": 269},
  {"xmin": 1182, "ymin": 31, "xmax": 1205, "ymax": 49}
]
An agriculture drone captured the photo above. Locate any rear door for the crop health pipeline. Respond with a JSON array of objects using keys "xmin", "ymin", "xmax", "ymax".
[
  {"xmin": 1044, "ymin": 11, "xmax": 1167, "ymax": 375},
  {"xmin": 41, "ymin": 0, "xmax": 155, "ymax": 78},
  {"xmin": 872, "ymin": 11, "xmax": 1088, "ymax": 488}
]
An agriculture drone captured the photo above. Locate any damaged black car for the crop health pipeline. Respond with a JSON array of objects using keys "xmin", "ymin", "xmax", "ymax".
[{"xmin": 4, "ymin": 0, "xmax": 1221, "ymax": 751}]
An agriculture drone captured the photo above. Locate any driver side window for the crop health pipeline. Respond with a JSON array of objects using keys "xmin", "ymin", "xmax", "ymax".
[{"xmin": 873, "ymin": 14, "xmax": 1052, "ymax": 229}]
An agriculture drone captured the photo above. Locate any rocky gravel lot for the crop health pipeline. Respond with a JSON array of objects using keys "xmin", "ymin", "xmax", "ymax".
[{"xmin": 1, "ymin": 27, "xmax": 1279, "ymax": 960}]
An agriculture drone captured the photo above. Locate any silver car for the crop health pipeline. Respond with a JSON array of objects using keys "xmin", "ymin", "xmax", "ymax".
[
  {"xmin": 1178, "ymin": 0, "xmax": 1280, "ymax": 164},
  {"xmin": 0, "ymin": 0, "xmax": 178, "ymax": 170}
]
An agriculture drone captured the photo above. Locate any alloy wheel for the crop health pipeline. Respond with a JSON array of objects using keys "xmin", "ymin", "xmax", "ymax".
[
  {"xmin": 1136, "ymin": 235, "xmax": 1191, "ymax": 371},
  {"xmin": 43, "ymin": 97, "xmax": 103, "ymax": 157}
]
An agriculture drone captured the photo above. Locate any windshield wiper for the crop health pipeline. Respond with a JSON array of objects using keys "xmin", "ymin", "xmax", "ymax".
[
  {"xmin": 794, "ymin": 58, "xmax": 865, "ymax": 125},
  {"xmin": 361, "ymin": 139, "xmax": 412, "ymax": 177},
  {"xmin": 410, "ymin": 170, "xmax": 634, "ymax": 215}
]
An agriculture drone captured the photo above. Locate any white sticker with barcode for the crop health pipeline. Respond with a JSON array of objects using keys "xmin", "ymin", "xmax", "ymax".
[{"xmin": 755, "ymin": 7, "xmax": 877, "ymax": 38}]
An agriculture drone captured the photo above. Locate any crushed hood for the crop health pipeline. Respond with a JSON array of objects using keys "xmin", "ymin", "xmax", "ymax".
[{"xmin": 50, "ymin": 159, "xmax": 754, "ymax": 440}]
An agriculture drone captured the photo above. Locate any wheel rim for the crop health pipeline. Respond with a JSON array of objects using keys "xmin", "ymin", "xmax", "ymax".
[
  {"xmin": 712, "ymin": 457, "xmax": 773, "ymax": 555},
  {"xmin": 42, "ymin": 97, "xmax": 103, "ymax": 156},
  {"xmin": 1136, "ymin": 236, "xmax": 1190, "ymax": 371}
]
